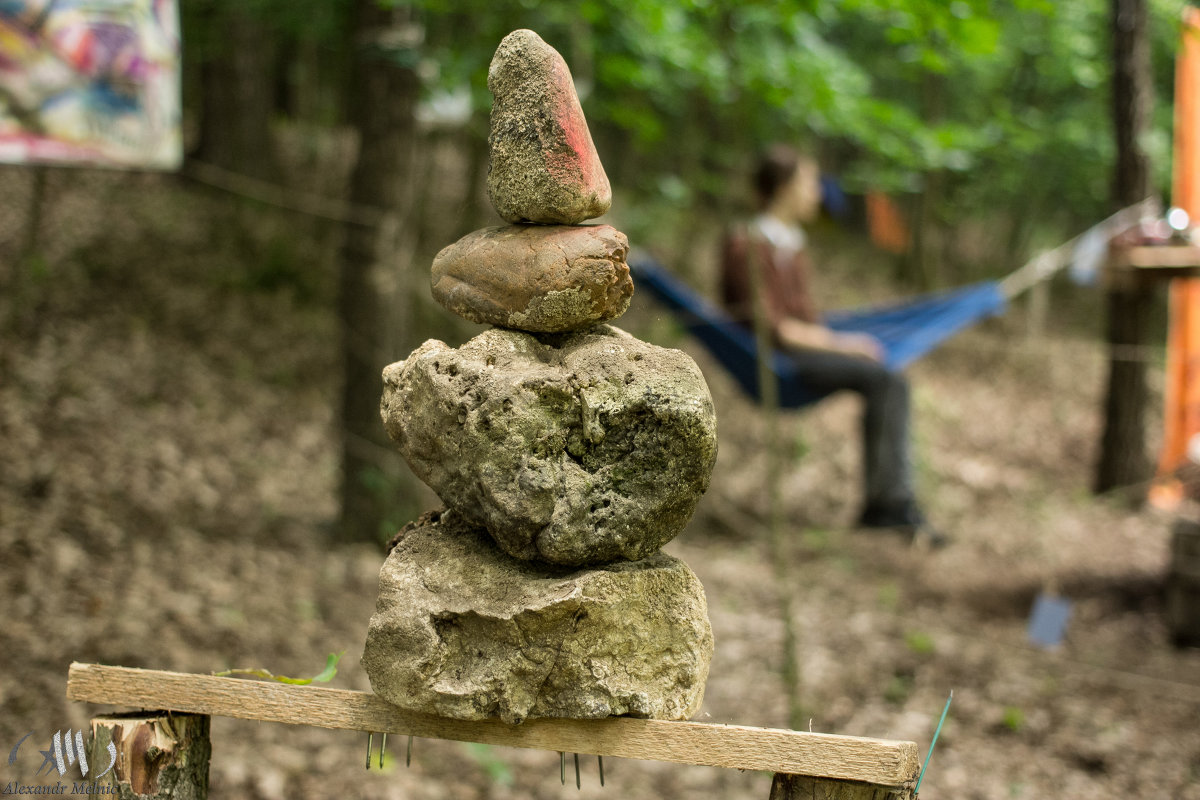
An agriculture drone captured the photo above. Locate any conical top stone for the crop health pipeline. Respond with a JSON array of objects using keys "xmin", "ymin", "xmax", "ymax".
[{"xmin": 486, "ymin": 29, "xmax": 612, "ymax": 225}]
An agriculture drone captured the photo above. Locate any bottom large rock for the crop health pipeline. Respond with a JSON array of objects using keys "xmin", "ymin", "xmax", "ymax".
[{"xmin": 362, "ymin": 510, "xmax": 713, "ymax": 724}]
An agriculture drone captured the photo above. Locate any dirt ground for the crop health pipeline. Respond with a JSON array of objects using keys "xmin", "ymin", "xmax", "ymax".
[{"xmin": 2, "ymin": 166, "xmax": 1199, "ymax": 799}]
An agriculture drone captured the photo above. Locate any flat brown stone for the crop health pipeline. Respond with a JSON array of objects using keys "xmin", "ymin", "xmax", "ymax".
[
  {"xmin": 431, "ymin": 224, "xmax": 632, "ymax": 332},
  {"xmin": 487, "ymin": 29, "xmax": 611, "ymax": 224}
]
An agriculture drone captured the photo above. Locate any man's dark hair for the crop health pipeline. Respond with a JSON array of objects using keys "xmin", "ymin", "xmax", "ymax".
[{"xmin": 753, "ymin": 144, "xmax": 803, "ymax": 206}]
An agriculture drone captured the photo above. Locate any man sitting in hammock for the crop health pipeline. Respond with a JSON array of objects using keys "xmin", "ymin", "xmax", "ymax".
[{"xmin": 721, "ymin": 144, "xmax": 943, "ymax": 544}]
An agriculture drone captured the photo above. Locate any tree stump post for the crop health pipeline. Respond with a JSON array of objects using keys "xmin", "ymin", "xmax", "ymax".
[
  {"xmin": 770, "ymin": 773, "xmax": 915, "ymax": 800},
  {"xmin": 88, "ymin": 713, "xmax": 210, "ymax": 800},
  {"xmin": 1167, "ymin": 517, "xmax": 1200, "ymax": 646}
]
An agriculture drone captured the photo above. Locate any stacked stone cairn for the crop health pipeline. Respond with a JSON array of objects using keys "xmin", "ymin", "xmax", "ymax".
[{"xmin": 362, "ymin": 30, "xmax": 719, "ymax": 726}]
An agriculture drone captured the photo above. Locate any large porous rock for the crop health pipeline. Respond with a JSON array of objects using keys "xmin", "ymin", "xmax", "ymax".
[
  {"xmin": 380, "ymin": 325, "xmax": 718, "ymax": 566},
  {"xmin": 487, "ymin": 29, "xmax": 611, "ymax": 225},
  {"xmin": 362, "ymin": 509, "xmax": 714, "ymax": 724},
  {"xmin": 431, "ymin": 224, "xmax": 632, "ymax": 332}
]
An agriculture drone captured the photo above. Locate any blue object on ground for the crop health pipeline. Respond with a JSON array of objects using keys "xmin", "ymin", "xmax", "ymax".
[
  {"xmin": 629, "ymin": 254, "xmax": 1007, "ymax": 409},
  {"xmin": 1027, "ymin": 592, "xmax": 1073, "ymax": 648}
]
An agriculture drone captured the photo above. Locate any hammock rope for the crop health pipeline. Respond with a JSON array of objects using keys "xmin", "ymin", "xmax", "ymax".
[{"xmin": 997, "ymin": 197, "xmax": 1158, "ymax": 299}]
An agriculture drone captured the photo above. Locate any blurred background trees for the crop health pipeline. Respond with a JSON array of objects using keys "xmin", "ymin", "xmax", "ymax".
[
  {"xmin": 179, "ymin": 0, "xmax": 1184, "ymax": 272},
  {"xmin": 11, "ymin": 0, "xmax": 1187, "ymax": 541},
  {"xmin": 184, "ymin": 0, "xmax": 1193, "ymax": 539}
]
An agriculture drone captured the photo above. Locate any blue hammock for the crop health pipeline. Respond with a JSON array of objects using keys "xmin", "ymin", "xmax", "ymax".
[{"xmin": 629, "ymin": 255, "xmax": 1007, "ymax": 408}]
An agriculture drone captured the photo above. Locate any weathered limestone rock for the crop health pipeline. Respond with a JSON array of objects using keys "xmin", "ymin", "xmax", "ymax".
[
  {"xmin": 487, "ymin": 29, "xmax": 611, "ymax": 224},
  {"xmin": 362, "ymin": 509, "xmax": 714, "ymax": 724},
  {"xmin": 431, "ymin": 224, "xmax": 632, "ymax": 332},
  {"xmin": 380, "ymin": 325, "xmax": 718, "ymax": 565}
]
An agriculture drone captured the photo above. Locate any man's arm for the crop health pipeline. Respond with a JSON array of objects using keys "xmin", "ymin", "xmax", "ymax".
[{"xmin": 776, "ymin": 318, "xmax": 884, "ymax": 362}]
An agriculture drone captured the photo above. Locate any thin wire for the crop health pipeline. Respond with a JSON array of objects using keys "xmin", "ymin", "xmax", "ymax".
[
  {"xmin": 914, "ymin": 691, "xmax": 953, "ymax": 794},
  {"xmin": 181, "ymin": 160, "xmax": 386, "ymax": 227},
  {"xmin": 342, "ymin": 427, "xmax": 406, "ymax": 463}
]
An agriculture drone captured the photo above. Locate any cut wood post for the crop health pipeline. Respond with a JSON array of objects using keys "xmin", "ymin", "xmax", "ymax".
[
  {"xmin": 1168, "ymin": 517, "xmax": 1200, "ymax": 646},
  {"xmin": 88, "ymin": 713, "xmax": 210, "ymax": 800},
  {"xmin": 770, "ymin": 772, "xmax": 915, "ymax": 800},
  {"xmin": 1094, "ymin": 280, "xmax": 1155, "ymax": 497}
]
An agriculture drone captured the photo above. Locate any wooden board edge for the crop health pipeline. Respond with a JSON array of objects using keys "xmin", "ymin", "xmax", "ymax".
[{"xmin": 68, "ymin": 663, "xmax": 920, "ymax": 786}]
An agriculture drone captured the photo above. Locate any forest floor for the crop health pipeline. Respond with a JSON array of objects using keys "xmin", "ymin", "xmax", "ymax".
[{"xmin": 2, "ymin": 166, "xmax": 1199, "ymax": 799}]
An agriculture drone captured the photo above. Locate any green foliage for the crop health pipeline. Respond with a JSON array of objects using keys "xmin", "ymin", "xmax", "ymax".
[
  {"xmin": 422, "ymin": 0, "xmax": 1185, "ymax": 269},
  {"xmin": 359, "ymin": 464, "xmax": 424, "ymax": 545},
  {"xmin": 212, "ymin": 234, "xmax": 323, "ymax": 302},
  {"xmin": 1002, "ymin": 704, "xmax": 1026, "ymax": 732},
  {"xmin": 877, "ymin": 581, "xmax": 900, "ymax": 610},
  {"xmin": 792, "ymin": 427, "xmax": 810, "ymax": 461},
  {"xmin": 883, "ymin": 672, "xmax": 912, "ymax": 704},
  {"xmin": 23, "ymin": 253, "xmax": 50, "ymax": 285},
  {"xmin": 188, "ymin": 0, "xmax": 1188, "ymax": 279},
  {"xmin": 801, "ymin": 527, "xmax": 831, "ymax": 550},
  {"xmin": 461, "ymin": 743, "xmax": 514, "ymax": 786},
  {"xmin": 214, "ymin": 651, "xmax": 345, "ymax": 685},
  {"xmin": 904, "ymin": 629, "xmax": 936, "ymax": 656}
]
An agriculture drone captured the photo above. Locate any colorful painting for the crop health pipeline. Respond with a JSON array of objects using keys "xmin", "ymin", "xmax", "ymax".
[{"xmin": 0, "ymin": 0, "xmax": 180, "ymax": 169}]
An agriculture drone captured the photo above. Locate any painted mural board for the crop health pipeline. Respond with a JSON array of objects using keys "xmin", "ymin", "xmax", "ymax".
[{"xmin": 0, "ymin": 0, "xmax": 180, "ymax": 169}]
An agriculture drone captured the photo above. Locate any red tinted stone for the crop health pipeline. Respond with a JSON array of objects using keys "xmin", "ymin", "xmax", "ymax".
[{"xmin": 487, "ymin": 29, "xmax": 612, "ymax": 225}]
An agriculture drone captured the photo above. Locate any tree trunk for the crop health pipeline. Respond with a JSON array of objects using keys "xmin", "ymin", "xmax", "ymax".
[
  {"xmin": 190, "ymin": 6, "xmax": 278, "ymax": 181},
  {"xmin": 336, "ymin": 2, "xmax": 422, "ymax": 544},
  {"xmin": 1095, "ymin": 0, "xmax": 1155, "ymax": 496},
  {"xmin": 901, "ymin": 71, "xmax": 946, "ymax": 290}
]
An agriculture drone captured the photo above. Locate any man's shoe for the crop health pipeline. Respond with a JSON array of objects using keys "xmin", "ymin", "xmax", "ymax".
[
  {"xmin": 857, "ymin": 501, "xmax": 924, "ymax": 530},
  {"xmin": 910, "ymin": 521, "xmax": 950, "ymax": 549},
  {"xmin": 856, "ymin": 503, "xmax": 950, "ymax": 549}
]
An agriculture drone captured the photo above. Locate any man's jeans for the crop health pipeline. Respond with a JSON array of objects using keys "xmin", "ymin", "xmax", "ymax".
[{"xmin": 786, "ymin": 348, "xmax": 917, "ymax": 520}]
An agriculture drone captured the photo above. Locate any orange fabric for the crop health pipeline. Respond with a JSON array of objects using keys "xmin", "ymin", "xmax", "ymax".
[
  {"xmin": 1154, "ymin": 8, "xmax": 1200, "ymax": 505},
  {"xmin": 865, "ymin": 191, "xmax": 910, "ymax": 255}
]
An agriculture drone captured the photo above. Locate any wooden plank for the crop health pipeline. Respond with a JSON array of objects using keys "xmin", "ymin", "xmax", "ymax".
[
  {"xmin": 1106, "ymin": 245, "xmax": 1200, "ymax": 287},
  {"xmin": 1110, "ymin": 244, "xmax": 1200, "ymax": 269},
  {"xmin": 1103, "ymin": 246, "xmax": 1200, "ymax": 289},
  {"xmin": 68, "ymin": 663, "xmax": 919, "ymax": 787}
]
